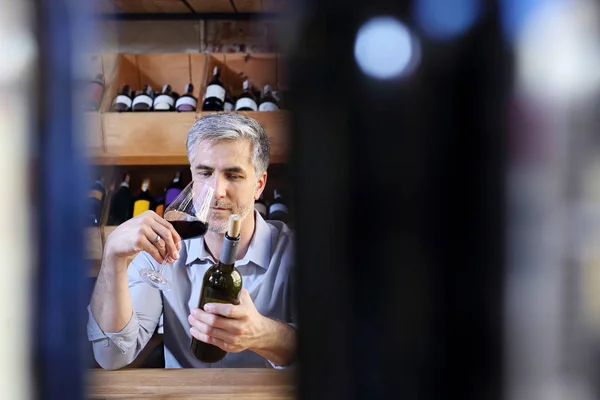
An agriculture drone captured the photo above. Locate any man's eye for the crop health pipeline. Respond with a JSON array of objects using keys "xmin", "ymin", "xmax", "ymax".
[
  {"xmin": 198, "ymin": 171, "xmax": 212, "ymax": 178},
  {"xmin": 228, "ymin": 174, "xmax": 242, "ymax": 180}
]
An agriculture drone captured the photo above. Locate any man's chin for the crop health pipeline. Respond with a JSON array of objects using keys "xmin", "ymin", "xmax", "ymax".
[{"xmin": 208, "ymin": 215, "xmax": 228, "ymax": 234}]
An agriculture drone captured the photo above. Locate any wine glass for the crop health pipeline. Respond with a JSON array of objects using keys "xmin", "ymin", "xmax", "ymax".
[{"xmin": 139, "ymin": 179, "xmax": 214, "ymax": 291}]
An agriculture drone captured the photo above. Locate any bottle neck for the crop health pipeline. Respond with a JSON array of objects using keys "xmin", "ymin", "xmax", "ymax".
[{"xmin": 219, "ymin": 233, "xmax": 240, "ymax": 267}]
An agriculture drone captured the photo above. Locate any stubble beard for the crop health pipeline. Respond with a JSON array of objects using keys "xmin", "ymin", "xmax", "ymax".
[{"xmin": 208, "ymin": 201, "xmax": 254, "ymax": 234}]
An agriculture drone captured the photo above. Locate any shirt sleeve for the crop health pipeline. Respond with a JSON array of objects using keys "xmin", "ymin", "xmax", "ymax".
[
  {"xmin": 267, "ymin": 233, "xmax": 297, "ymax": 370},
  {"xmin": 87, "ymin": 252, "xmax": 163, "ymax": 370}
]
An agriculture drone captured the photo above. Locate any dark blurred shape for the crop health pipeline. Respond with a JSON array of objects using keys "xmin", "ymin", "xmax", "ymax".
[
  {"xmin": 33, "ymin": 0, "xmax": 95, "ymax": 399},
  {"xmin": 290, "ymin": 0, "xmax": 509, "ymax": 398}
]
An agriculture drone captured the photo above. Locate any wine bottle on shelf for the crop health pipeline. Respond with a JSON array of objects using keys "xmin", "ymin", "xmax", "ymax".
[
  {"xmin": 132, "ymin": 178, "xmax": 156, "ymax": 217},
  {"xmin": 202, "ymin": 66, "xmax": 225, "ymax": 111},
  {"xmin": 165, "ymin": 171, "xmax": 183, "ymax": 207},
  {"xmin": 191, "ymin": 214, "xmax": 243, "ymax": 363},
  {"xmin": 111, "ymin": 84, "xmax": 133, "ymax": 112},
  {"xmin": 155, "ymin": 189, "xmax": 166, "ymax": 218},
  {"xmin": 235, "ymin": 79, "xmax": 258, "ymax": 111},
  {"xmin": 88, "ymin": 176, "xmax": 106, "ymax": 226},
  {"xmin": 107, "ymin": 173, "xmax": 133, "ymax": 225},
  {"xmin": 176, "ymin": 83, "xmax": 197, "ymax": 112},
  {"xmin": 254, "ymin": 193, "xmax": 267, "ymax": 219},
  {"xmin": 268, "ymin": 189, "xmax": 289, "ymax": 223},
  {"xmin": 132, "ymin": 84, "xmax": 154, "ymax": 112},
  {"xmin": 258, "ymin": 84, "xmax": 279, "ymax": 111},
  {"xmin": 153, "ymin": 84, "xmax": 176, "ymax": 111},
  {"xmin": 83, "ymin": 73, "xmax": 105, "ymax": 111},
  {"xmin": 224, "ymin": 90, "xmax": 234, "ymax": 111},
  {"xmin": 272, "ymin": 90, "xmax": 284, "ymax": 109}
]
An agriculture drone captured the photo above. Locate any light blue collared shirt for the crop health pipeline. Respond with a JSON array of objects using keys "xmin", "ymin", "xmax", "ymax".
[{"xmin": 87, "ymin": 211, "xmax": 296, "ymax": 369}]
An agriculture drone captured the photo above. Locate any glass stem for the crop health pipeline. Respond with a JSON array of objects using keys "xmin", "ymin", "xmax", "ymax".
[{"xmin": 157, "ymin": 257, "xmax": 170, "ymax": 274}]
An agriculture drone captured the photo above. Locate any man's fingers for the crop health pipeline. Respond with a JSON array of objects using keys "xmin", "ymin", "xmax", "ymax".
[
  {"xmin": 153, "ymin": 214, "xmax": 182, "ymax": 251},
  {"xmin": 191, "ymin": 308, "xmax": 240, "ymax": 331},
  {"xmin": 149, "ymin": 220, "xmax": 180, "ymax": 260},
  {"xmin": 136, "ymin": 234, "xmax": 163, "ymax": 264},
  {"xmin": 203, "ymin": 302, "xmax": 244, "ymax": 319},
  {"xmin": 188, "ymin": 314, "xmax": 235, "ymax": 343},
  {"xmin": 189, "ymin": 328, "xmax": 230, "ymax": 351}
]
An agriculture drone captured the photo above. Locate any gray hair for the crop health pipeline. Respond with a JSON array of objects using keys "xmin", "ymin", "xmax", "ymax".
[{"xmin": 186, "ymin": 113, "xmax": 270, "ymax": 176}]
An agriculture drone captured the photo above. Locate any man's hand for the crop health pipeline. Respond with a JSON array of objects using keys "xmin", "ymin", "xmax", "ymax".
[
  {"xmin": 104, "ymin": 210, "xmax": 182, "ymax": 268},
  {"xmin": 188, "ymin": 289, "xmax": 267, "ymax": 353}
]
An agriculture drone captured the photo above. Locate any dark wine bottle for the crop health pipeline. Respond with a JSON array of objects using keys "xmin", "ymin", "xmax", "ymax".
[
  {"xmin": 235, "ymin": 79, "xmax": 257, "ymax": 111},
  {"xmin": 112, "ymin": 84, "xmax": 133, "ymax": 112},
  {"xmin": 83, "ymin": 73, "xmax": 105, "ymax": 111},
  {"xmin": 165, "ymin": 171, "xmax": 183, "ymax": 207},
  {"xmin": 224, "ymin": 90, "xmax": 234, "ymax": 111},
  {"xmin": 107, "ymin": 173, "xmax": 133, "ymax": 225},
  {"xmin": 254, "ymin": 193, "xmax": 267, "ymax": 219},
  {"xmin": 153, "ymin": 84, "xmax": 175, "ymax": 111},
  {"xmin": 176, "ymin": 83, "xmax": 197, "ymax": 112},
  {"xmin": 202, "ymin": 66, "xmax": 225, "ymax": 111},
  {"xmin": 88, "ymin": 175, "xmax": 106, "ymax": 226},
  {"xmin": 272, "ymin": 90, "xmax": 283, "ymax": 109},
  {"xmin": 155, "ymin": 189, "xmax": 166, "ymax": 218},
  {"xmin": 268, "ymin": 189, "xmax": 289, "ymax": 223},
  {"xmin": 132, "ymin": 85, "xmax": 154, "ymax": 111},
  {"xmin": 191, "ymin": 215, "xmax": 243, "ymax": 363},
  {"xmin": 258, "ymin": 84, "xmax": 279, "ymax": 111},
  {"xmin": 132, "ymin": 178, "xmax": 156, "ymax": 217}
]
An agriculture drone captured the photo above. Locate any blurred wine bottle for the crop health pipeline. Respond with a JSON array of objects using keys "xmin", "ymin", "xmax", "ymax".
[
  {"xmin": 165, "ymin": 171, "xmax": 183, "ymax": 207},
  {"xmin": 254, "ymin": 193, "xmax": 267, "ymax": 219},
  {"xmin": 132, "ymin": 85, "xmax": 154, "ymax": 111},
  {"xmin": 268, "ymin": 189, "xmax": 289, "ymax": 223},
  {"xmin": 175, "ymin": 83, "xmax": 197, "ymax": 112},
  {"xmin": 235, "ymin": 79, "xmax": 257, "ymax": 111},
  {"xmin": 202, "ymin": 66, "xmax": 225, "ymax": 111},
  {"xmin": 111, "ymin": 84, "xmax": 133, "ymax": 112},
  {"xmin": 153, "ymin": 84, "xmax": 175, "ymax": 111},
  {"xmin": 107, "ymin": 173, "xmax": 132, "ymax": 225},
  {"xmin": 88, "ymin": 175, "xmax": 106, "ymax": 226},
  {"xmin": 83, "ymin": 73, "xmax": 105, "ymax": 111},
  {"xmin": 132, "ymin": 178, "xmax": 156, "ymax": 217},
  {"xmin": 258, "ymin": 84, "xmax": 279, "ymax": 111}
]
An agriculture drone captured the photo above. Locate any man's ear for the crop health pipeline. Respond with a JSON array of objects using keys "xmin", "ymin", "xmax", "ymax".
[{"xmin": 254, "ymin": 171, "xmax": 267, "ymax": 200}]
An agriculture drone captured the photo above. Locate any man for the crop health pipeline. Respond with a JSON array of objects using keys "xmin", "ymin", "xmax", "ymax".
[{"xmin": 87, "ymin": 113, "xmax": 297, "ymax": 369}]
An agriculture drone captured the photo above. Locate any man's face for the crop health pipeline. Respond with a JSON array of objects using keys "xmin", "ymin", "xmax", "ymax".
[{"xmin": 190, "ymin": 139, "xmax": 263, "ymax": 234}]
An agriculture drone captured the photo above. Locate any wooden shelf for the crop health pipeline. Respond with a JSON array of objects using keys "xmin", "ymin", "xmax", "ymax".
[
  {"xmin": 95, "ymin": 0, "xmax": 288, "ymax": 14},
  {"xmin": 91, "ymin": 154, "xmax": 190, "ymax": 165},
  {"xmin": 96, "ymin": 110, "xmax": 289, "ymax": 164},
  {"xmin": 96, "ymin": 0, "xmax": 195, "ymax": 14}
]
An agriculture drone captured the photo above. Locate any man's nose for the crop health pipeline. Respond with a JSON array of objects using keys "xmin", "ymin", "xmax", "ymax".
[{"xmin": 213, "ymin": 175, "xmax": 228, "ymax": 200}]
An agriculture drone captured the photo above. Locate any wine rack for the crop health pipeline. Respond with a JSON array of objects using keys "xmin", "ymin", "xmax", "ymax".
[{"xmin": 87, "ymin": 53, "xmax": 290, "ymax": 165}]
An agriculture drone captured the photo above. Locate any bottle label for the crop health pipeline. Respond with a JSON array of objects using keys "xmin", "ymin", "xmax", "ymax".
[
  {"xmin": 133, "ymin": 200, "xmax": 150, "ymax": 217},
  {"xmin": 205, "ymin": 84, "xmax": 225, "ymax": 101},
  {"xmin": 153, "ymin": 94, "xmax": 175, "ymax": 110},
  {"xmin": 269, "ymin": 203, "xmax": 288, "ymax": 215},
  {"xmin": 175, "ymin": 96, "xmax": 197, "ymax": 110},
  {"xmin": 165, "ymin": 188, "xmax": 182, "ymax": 206},
  {"xmin": 224, "ymin": 102, "xmax": 234, "ymax": 111},
  {"xmin": 254, "ymin": 203, "xmax": 267, "ymax": 216},
  {"xmin": 132, "ymin": 95, "xmax": 153, "ymax": 108},
  {"xmin": 259, "ymin": 101, "xmax": 279, "ymax": 111},
  {"xmin": 114, "ymin": 94, "xmax": 132, "ymax": 108},
  {"xmin": 235, "ymin": 97, "xmax": 257, "ymax": 111},
  {"xmin": 89, "ymin": 189, "xmax": 104, "ymax": 201}
]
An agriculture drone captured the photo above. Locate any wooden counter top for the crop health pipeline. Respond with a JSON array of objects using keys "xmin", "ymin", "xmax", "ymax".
[{"xmin": 88, "ymin": 368, "xmax": 296, "ymax": 399}]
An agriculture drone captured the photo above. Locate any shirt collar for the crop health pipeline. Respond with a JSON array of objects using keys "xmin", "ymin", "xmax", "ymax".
[{"xmin": 185, "ymin": 210, "xmax": 271, "ymax": 270}]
